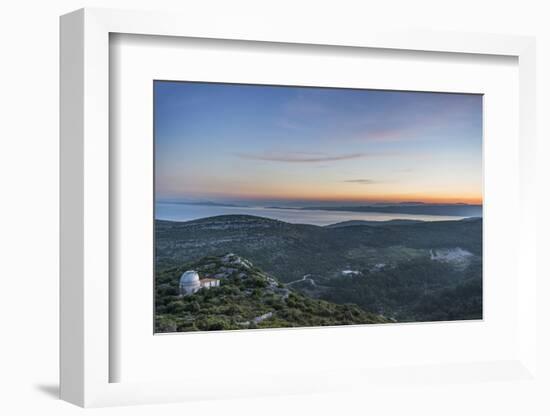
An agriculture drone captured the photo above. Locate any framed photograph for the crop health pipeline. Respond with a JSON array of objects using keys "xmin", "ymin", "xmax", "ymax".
[
  {"xmin": 153, "ymin": 80, "xmax": 484, "ymax": 333},
  {"xmin": 60, "ymin": 8, "xmax": 538, "ymax": 408}
]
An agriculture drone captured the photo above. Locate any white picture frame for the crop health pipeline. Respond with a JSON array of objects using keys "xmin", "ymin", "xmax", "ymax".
[{"xmin": 60, "ymin": 7, "xmax": 538, "ymax": 408}]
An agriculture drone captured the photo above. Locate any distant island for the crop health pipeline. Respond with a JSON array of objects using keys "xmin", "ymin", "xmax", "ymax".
[
  {"xmin": 265, "ymin": 203, "xmax": 482, "ymax": 217},
  {"xmin": 159, "ymin": 200, "xmax": 248, "ymax": 208}
]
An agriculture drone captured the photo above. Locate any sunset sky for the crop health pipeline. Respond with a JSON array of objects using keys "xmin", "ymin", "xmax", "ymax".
[{"xmin": 154, "ymin": 81, "xmax": 482, "ymax": 205}]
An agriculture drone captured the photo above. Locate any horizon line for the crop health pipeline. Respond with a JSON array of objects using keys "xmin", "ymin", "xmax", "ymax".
[
  {"xmin": 154, "ymin": 213, "xmax": 482, "ymax": 226},
  {"xmin": 156, "ymin": 196, "xmax": 483, "ymax": 205}
]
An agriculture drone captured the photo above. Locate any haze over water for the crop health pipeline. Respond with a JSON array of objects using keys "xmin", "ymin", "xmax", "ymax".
[{"xmin": 155, "ymin": 202, "xmax": 466, "ymax": 226}]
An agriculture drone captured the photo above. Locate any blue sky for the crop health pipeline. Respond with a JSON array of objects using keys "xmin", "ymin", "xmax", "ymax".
[{"xmin": 154, "ymin": 81, "xmax": 482, "ymax": 205}]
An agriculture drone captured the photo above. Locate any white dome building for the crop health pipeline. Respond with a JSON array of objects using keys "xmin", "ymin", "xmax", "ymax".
[
  {"xmin": 179, "ymin": 270, "xmax": 221, "ymax": 296},
  {"xmin": 179, "ymin": 270, "xmax": 201, "ymax": 296}
]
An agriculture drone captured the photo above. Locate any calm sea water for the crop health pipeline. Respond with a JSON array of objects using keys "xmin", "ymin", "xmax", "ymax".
[{"xmin": 155, "ymin": 203, "xmax": 465, "ymax": 226}]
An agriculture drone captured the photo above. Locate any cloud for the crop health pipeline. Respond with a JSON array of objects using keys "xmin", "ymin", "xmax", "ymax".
[
  {"xmin": 342, "ymin": 179, "xmax": 379, "ymax": 185},
  {"xmin": 235, "ymin": 151, "xmax": 367, "ymax": 163}
]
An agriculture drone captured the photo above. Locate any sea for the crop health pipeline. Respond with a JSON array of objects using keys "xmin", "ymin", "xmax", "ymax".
[{"xmin": 155, "ymin": 203, "xmax": 466, "ymax": 227}]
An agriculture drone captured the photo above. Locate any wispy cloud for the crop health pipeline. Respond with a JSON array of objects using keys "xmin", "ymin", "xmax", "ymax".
[
  {"xmin": 236, "ymin": 151, "xmax": 367, "ymax": 163},
  {"xmin": 342, "ymin": 179, "xmax": 379, "ymax": 185}
]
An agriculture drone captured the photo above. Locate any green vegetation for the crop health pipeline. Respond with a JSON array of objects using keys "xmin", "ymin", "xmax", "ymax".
[
  {"xmin": 155, "ymin": 254, "xmax": 389, "ymax": 333},
  {"xmin": 156, "ymin": 215, "xmax": 482, "ymax": 283},
  {"xmin": 155, "ymin": 215, "xmax": 482, "ymax": 331},
  {"xmin": 320, "ymin": 257, "xmax": 482, "ymax": 322}
]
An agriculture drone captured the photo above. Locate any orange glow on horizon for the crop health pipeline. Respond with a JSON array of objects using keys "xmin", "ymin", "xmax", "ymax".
[
  {"xmin": 166, "ymin": 174, "xmax": 482, "ymax": 205},
  {"xmin": 173, "ymin": 189, "xmax": 483, "ymax": 205}
]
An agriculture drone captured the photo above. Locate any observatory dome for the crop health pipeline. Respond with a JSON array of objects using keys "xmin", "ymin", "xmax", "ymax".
[{"xmin": 180, "ymin": 270, "xmax": 200, "ymax": 286}]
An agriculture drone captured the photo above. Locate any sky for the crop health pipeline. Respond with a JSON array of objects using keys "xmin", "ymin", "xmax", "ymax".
[{"xmin": 154, "ymin": 81, "xmax": 482, "ymax": 205}]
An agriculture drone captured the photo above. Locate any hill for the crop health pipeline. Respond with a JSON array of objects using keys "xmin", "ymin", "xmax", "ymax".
[
  {"xmin": 301, "ymin": 203, "xmax": 482, "ymax": 217},
  {"xmin": 155, "ymin": 215, "xmax": 482, "ymax": 323},
  {"xmin": 155, "ymin": 253, "xmax": 389, "ymax": 332},
  {"xmin": 326, "ymin": 219, "xmax": 425, "ymax": 228},
  {"xmin": 156, "ymin": 215, "xmax": 482, "ymax": 282}
]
